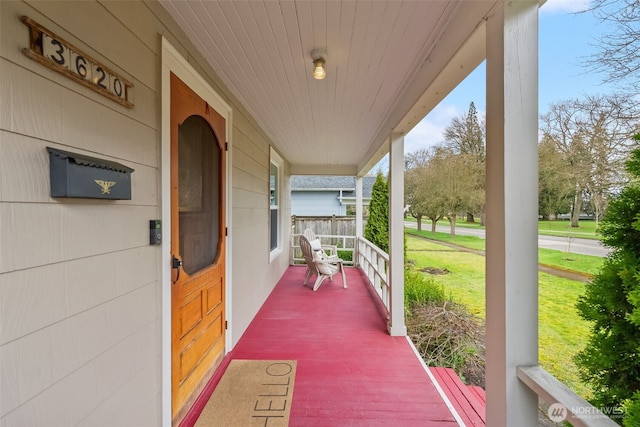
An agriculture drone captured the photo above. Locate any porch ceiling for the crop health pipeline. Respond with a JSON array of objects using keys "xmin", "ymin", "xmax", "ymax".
[{"xmin": 160, "ymin": 0, "xmax": 497, "ymax": 175}]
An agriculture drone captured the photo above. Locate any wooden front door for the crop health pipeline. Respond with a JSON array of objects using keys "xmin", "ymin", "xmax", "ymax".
[{"xmin": 170, "ymin": 73, "xmax": 226, "ymax": 421}]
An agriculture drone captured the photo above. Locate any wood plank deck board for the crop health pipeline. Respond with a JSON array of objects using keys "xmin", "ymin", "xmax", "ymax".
[
  {"xmin": 469, "ymin": 386, "xmax": 487, "ymax": 404},
  {"xmin": 184, "ymin": 266, "xmax": 479, "ymax": 426},
  {"xmin": 430, "ymin": 367, "xmax": 486, "ymax": 425}
]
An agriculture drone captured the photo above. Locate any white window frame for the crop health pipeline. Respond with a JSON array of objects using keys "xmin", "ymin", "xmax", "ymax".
[{"xmin": 269, "ymin": 148, "xmax": 283, "ymax": 262}]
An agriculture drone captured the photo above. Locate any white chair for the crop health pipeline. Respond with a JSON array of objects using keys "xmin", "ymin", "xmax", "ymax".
[
  {"xmin": 299, "ymin": 234, "xmax": 347, "ymax": 291},
  {"xmin": 302, "ymin": 228, "xmax": 338, "ymax": 258}
]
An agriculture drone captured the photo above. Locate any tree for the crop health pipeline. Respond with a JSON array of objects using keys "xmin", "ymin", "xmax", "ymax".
[
  {"xmin": 365, "ymin": 172, "xmax": 389, "ymax": 252},
  {"xmin": 405, "ymin": 145, "xmax": 484, "ymax": 237},
  {"xmin": 584, "ymin": 0, "xmax": 640, "ymax": 91},
  {"xmin": 540, "ymin": 94, "xmax": 639, "ymax": 227},
  {"xmin": 405, "ymin": 148, "xmax": 446, "ymax": 233},
  {"xmin": 575, "ymin": 142, "xmax": 640, "ymax": 425},
  {"xmin": 405, "ymin": 149, "xmax": 431, "ymax": 232},
  {"xmin": 443, "ymin": 101, "xmax": 485, "ymax": 160},
  {"xmin": 538, "ymin": 135, "xmax": 574, "ymax": 219},
  {"xmin": 443, "ymin": 102, "xmax": 486, "ymax": 224},
  {"xmin": 425, "ymin": 147, "xmax": 482, "ymax": 238}
]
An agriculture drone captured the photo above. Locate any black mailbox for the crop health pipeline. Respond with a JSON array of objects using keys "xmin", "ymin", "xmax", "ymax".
[{"xmin": 47, "ymin": 147, "xmax": 134, "ymax": 200}]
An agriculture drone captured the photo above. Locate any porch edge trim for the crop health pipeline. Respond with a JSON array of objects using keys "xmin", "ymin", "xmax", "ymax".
[{"xmin": 406, "ymin": 336, "xmax": 467, "ymax": 427}]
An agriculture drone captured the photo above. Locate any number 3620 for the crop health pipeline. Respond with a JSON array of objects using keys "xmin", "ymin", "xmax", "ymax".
[{"xmin": 43, "ymin": 34, "xmax": 126, "ymax": 99}]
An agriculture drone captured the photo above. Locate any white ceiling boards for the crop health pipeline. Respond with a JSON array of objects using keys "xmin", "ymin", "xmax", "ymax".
[{"xmin": 160, "ymin": 0, "xmax": 495, "ymax": 175}]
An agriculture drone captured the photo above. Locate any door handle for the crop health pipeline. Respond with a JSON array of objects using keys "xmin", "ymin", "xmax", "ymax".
[{"xmin": 172, "ymin": 255, "xmax": 182, "ymax": 283}]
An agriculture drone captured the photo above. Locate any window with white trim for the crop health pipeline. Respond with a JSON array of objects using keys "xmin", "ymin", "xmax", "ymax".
[{"xmin": 269, "ymin": 149, "xmax": 283, "ymax": 258}]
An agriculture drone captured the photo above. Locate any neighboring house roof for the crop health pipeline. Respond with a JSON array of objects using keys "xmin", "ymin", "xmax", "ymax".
[{"xmin": 290, "ymin": 176, "xmax": 376, "ymax": 198}]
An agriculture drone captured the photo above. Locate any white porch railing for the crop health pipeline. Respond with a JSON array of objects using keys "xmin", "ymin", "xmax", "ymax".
[
  {"xmin": 290, "ymin": 233, "xmax": 618, "ymax": 425},
  {"xmin": 356, "ymin": 236, "xmax": 390, "ymax": 316},
  {"xmin": 517, "ymin": 365, "xmax": 619, "ymax": 426},
  {"xmin": 290, "ymin": 234, "xmax": 390, "ymax": 314},
  {"xmin": 290, "ymin": 233, "xmax": 356, "ymax": 266}
]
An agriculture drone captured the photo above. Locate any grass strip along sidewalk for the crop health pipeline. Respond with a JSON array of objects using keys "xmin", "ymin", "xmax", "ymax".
[
  {"xmin": 406, "ymin": 228, "xmax": 604, "ymax": 276},
  {"xmin": 405, "ymin": 218, "xmax": 601, "ymax": 240}
]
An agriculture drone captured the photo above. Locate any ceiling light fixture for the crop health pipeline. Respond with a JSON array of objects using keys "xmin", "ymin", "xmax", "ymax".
[{"xmin": 311, "ymin": 48, "xmax": 327, "ymax": 80}]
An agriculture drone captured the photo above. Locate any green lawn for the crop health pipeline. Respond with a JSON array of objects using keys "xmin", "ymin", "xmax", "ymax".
[
  {"xmin": 406, "ymin": 217, "xmax": 601, "ymax": 240},
  {"xmin": 539, "ymin": 248, "xmax": 603, "ymax": 276},
  {"xmin": 406, "ymin": 234, "xmax": 593, "ymax": 398},
  {"xmin": 538, "ymin": 219, "xmax": 599, "ymax": 238},
  {"xmin": 406, "ymin": 228, "xmax": 604, "ymax": 276},
  {"xmin": 406, "ymin": 229, "xmax": 486, "ymax": 251}
]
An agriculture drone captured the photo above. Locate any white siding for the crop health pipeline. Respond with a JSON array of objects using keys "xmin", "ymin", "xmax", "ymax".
[
  {"xmin": 230, "ymin": 115, "xmax": 291, "ymax": 338},
  {"xmin": 0, "ymin": 1, "xmax": 289, "ymax": 425}
]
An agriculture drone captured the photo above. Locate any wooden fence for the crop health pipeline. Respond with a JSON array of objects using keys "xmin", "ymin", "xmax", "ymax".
[
  {"xmin": 290, "ymin": 215, "xmax": 368, "ymax": 265},
  {"xmin": 291, "ymin": 215, "xmax": 367, "ymax": 247}
]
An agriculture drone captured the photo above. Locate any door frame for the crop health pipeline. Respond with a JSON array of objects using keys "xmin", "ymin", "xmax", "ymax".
[{"xmin": 161, "ymin": 37, "xmax": 233, "ymax": 427}]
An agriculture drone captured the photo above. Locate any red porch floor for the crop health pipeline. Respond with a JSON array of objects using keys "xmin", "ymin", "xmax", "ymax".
[{"xmin": 184, "ymin": 266, "xmax": 468, "ymax": 426}]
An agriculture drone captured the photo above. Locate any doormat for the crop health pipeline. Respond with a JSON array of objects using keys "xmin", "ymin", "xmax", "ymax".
[{"xmin": 194, "ymin": 360, "xmax": 296, "ymax": 427}]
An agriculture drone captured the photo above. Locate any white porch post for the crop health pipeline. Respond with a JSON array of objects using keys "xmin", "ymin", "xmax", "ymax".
[
  {"xmin": 355, "ymin": 176, "xmax": 363, "ymax": 266},
  {"xmin": 388, "ymin": 132, "xmax": 406, "ymax": 336},
  {"xmin": 485, "ymin": 2, "xmax": 539, "ymax": 426}
]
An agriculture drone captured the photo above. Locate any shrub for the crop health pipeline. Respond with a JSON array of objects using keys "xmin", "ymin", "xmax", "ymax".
[
  {"xmin": 625, "ymin": 392, "xmax": 640, "ymax": 427},
  {"xmin": 575, "ymin": 145, "xmax": 640, "ymax": 424},
  {"xmin": 365, "ymin": 173, "xmax": 389, "ymax": 252},
  {"xmin": 404, "ymin": 268, "xmax": 445, "ymax": 307},
  {"xmin": 406, "ymin": 300, "xmax": 486, "ymax": 387},
  {"xmin": 337, "ymin": 249, "xmax": 352, "ymax": 262}
]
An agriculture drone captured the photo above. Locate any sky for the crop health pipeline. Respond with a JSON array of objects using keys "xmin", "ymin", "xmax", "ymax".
[{"xmin": 393, "ymin": 0, "xmax": 626, "ymax": 160}]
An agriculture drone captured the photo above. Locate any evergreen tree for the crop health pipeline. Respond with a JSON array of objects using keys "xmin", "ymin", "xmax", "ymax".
[
  {"xmin": 575, "ymin": 142, "xmax": 640, "ymax": 425},
  {"xmin": 443, "ymin": 101, "xmax": 486, "ymax": 223},
  {"xmin": 365, "ymin": 172, "xmax": 389, "ymax": 252}
]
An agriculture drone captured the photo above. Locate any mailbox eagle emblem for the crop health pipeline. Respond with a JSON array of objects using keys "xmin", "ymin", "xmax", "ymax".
[{"xmin": 94, "ymin": 180, "xmax": 117, "ymax": 194}]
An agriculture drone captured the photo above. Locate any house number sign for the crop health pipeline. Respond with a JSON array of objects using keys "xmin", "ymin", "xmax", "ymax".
[{"xmin": 21, "ymin": 16, "xmax": 134, "ymax": 109}]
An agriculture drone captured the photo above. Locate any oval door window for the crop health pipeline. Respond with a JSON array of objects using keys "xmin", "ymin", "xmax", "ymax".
[{"xmin": 178, "ymin": 114, "xmax": 221, "ymax": 275}]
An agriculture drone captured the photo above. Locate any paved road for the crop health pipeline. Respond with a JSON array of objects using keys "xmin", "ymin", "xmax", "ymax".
[{"xmin": 404, "ymin": 222, "xmax": 610, "ymax": 258}]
